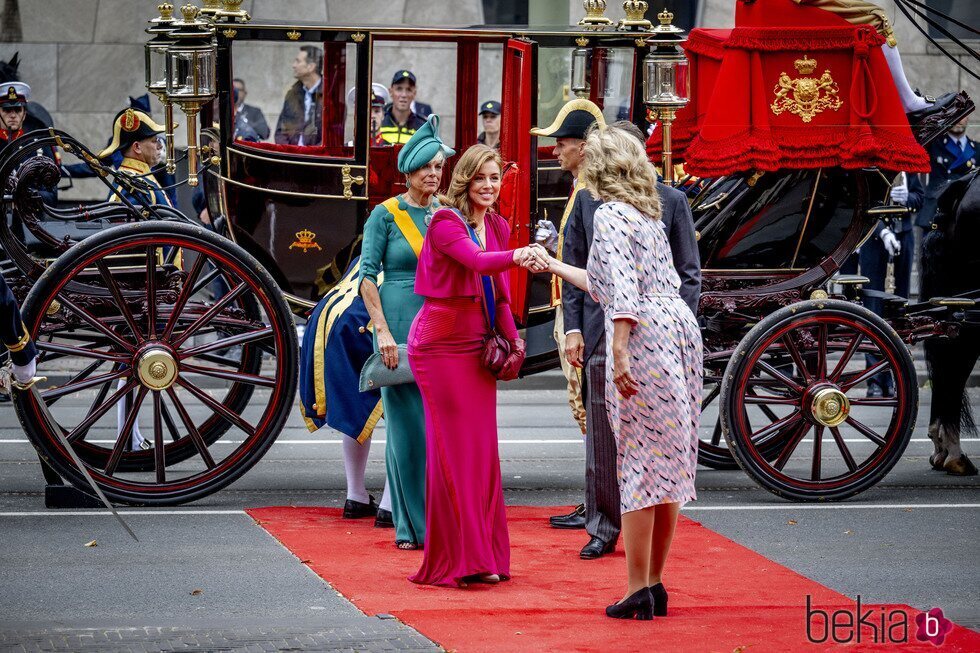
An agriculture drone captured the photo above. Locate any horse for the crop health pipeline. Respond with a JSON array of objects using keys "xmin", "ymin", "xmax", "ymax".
[{"xmin": 919, "ymin": 168, "xmax": 980, "ymax": 476}]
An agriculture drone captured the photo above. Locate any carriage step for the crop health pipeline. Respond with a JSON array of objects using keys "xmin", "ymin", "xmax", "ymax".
[
  {"xmin": 832, "ymin": 274, "xmax": 870, "ymax": 286},
  {"xmin": 929, "ymin": 297, "xmax": 976, "ymax": 307}
]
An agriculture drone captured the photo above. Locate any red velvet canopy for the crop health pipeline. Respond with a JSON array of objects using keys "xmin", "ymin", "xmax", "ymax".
[{"xmin": 649, "ymin": 0, "xmax": 928, "ymax": 177}]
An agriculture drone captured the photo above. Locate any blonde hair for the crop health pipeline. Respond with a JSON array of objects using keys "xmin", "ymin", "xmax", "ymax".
[
  {"xmin": 439, "ymin": 144, "xmax": 504, "ymax": 225},
  {"xmin": 580, "ymin": 125, "xmax": 662, "ymax": 220}
]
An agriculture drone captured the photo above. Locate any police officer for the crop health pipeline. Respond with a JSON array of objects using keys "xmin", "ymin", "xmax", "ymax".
[
  {"xmin": 379, "ymin": 70, "xmax": 426, "ymax": 145},
  {"xmin": 477, "ymin": 100, "xmax": 501, "ymax": 150},
  {"xmin": 100, "ymin": 107, "xmax": 172, "ymax": 207},
  {"xmin": 917, "ymin": 117, "xmax": 976, "ymax": 233}
]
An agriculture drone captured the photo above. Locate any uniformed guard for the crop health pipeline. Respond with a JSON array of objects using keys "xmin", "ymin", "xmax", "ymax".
[
  {"xmin": 0, "ymin": 271, "xmax": 37, "ymax": 387},
  {"xmin": 917, "ymin": 117, "xmax": 976, "ymax": 232},
  {"xmin": 99, "ymin": 107, "xmax": 172, "ymax": 207},
  {"xmin": 0, "ymin": 81, "xmax": 31, "ymax": 152},
  {"xmin": 379, "ymin": 70, "xmax": 426, "ymax": 145},
  {"xmin": 477, "ymin": 100, "xmax": 501, "ymax": 150}
]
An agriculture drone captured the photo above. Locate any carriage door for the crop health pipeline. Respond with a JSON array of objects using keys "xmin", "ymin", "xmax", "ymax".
[
  {"xmin": 220, "ymin": 32, "xmax": 370, "ymax": 305},
  {"xmin": 500, "ymin": 38, "xmax": 536, "ymax": 325}
]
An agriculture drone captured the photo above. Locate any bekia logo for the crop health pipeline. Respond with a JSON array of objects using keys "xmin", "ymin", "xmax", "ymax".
[
  {"xmin": 806, "ymin": 596, "xmax": 954, "ymax": 646},
  {"xmin": 915, "ymin": 607, "xmax": 954, "ymax": 647}
]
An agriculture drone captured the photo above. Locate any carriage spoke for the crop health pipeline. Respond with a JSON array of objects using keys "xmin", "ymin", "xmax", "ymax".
[
  {"xmin": 811, "ymin": 425, "xmax": 824, "ymax": 481},
  {"xmin": 849, "ymin": 397, "xmax": 899, "ymax": 407},
  {"xmin": 750, "ymin": 409, "xmax": 803, "ymax": 448},
  {"xmin": 841, "ymin": 360, "xmax": 890, "ymax": 392},
  {"xmin": 36, "ymin": 341, "xmax": 129, "ymax": 363},
  {"xmin": 816, "ymin": 325, "xmax": 828, "ymax": 380},
  {"xmin": 757, "ymin": 360, "xmax": 804, "ymax": 393},
  {"xmin": 773, "ymin": 420, "xmax": 810, "ymax": 472},
  {"xmin": 845, "ymin": 416, "xmax": 887, "ymax": 447},
  {"xmin": 42, "ymin": 367, "xmax": 129, "ymax": 402},
  {"xmin": 830, "ymin": 426, "xmax": 858, "ymax": 472},
  {"xmin": 710, "ymin": 419, "xmax": 723, "ymax": 446},
  {"xmin": 830, "ymin": 333, "xmax": 863, "ymax": 382},
  {"xmin": 103, "ymin": 385, "xmax": 149, "ymax": 476},
  {"xmin": 782, "ymin": 334, "xmax": 812, "ymax": 384},
  {"xmin": 179, "ymin": 327, "xmax": 273, "ymax": 358},
  {"xmin": 190, "ymin": 265, "xmax": 225, "ymax": 297},
  {"xmin": 165, "ymin": 388, "xmax": 216, "ymax": 469},
  {"xmin": 146, "ymin": 247, "xmax": 157, "ymax": 339},
  {"xmin": 180, "ymin": 362, "xmax": 276, "ymax": 388},
  {"xmin": 56, "ymin": 295, "xmax": 135, "ymax": 352},
  {"xmin": 162, "ymin": 252, "xmax": 207, "ymax": 340},
  {"xmin": 171, "ymin": 283, "xmax": 249, "ymax": 349},
  {"xmin": 158, "ymin": 397, "xmax": 182, "ymax": 442},
  {"xmin": 152, "ymin": 392, "xmax": 166, "ymax": 483},
  {"xmin": 95, "ymin": 259, "xmax": 145, "ymax": 344},
  {"xmin": 743, "ymin": 394, "xmax": 798, "ymax": 405},
  {"xmin": 43, "ymin": 358, "xmax": 105, "ymax": 407},
  {"xmin": 176, "ymin": 378, "xmax": 256, "ymax": 437},
  {"xmin": 65, "ymin": 378, "xmax": 139, "ymax": 444}
]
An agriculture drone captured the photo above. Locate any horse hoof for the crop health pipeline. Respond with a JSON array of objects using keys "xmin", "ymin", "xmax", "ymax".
[
  {"xmin": 944, "ymin": 455, "xmax": 979, "ymax": 476},
  {"xmin": 929, "ymin": 451, "xmax": 948, "ymax": 471}
]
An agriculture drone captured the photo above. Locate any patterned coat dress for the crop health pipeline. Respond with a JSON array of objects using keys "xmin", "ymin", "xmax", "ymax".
[{"xmin": 587, "ymin": 201, "xmax": 703, "ymax": 512}]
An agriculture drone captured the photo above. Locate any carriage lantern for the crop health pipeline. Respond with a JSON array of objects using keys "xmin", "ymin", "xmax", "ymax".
[
  {"xmin": 144, "ymin": 3, "xmax": 178, "ymax": 174},
  {"xmin": 643, "ymin": 9, "xmax": 689, "ymax": 183},
  {"xmin": 571, "ymin": 44, "xmax": 591, "ymax": 99},
  {"xmin": 165, "ymin": 4, "xmax": 217, "ymax": 187}
]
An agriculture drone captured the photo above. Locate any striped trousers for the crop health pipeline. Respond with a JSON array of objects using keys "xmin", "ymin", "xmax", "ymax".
[{"xmin": 583, "ymin": 352, "xmax": 621, "ymax": 544}]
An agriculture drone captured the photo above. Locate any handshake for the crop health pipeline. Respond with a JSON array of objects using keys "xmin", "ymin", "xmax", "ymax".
[{"xmin": 513, "ymin": 243, "xmax": 551, "ymax": 273}]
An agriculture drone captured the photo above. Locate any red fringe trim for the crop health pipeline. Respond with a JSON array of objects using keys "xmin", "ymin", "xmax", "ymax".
[
  {"xmin": 684, "ymin": 126, "xmax": 928, "ymax": 178},
  {"xmin": 686, "ymin": 29, "xmax": 730, "ymax": 61},
  {"xmin": 724, "ymin": 26, "xmax": 884, "ymax": 51}
]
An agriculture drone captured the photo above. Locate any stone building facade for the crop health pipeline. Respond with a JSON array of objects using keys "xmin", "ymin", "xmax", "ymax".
[{"xmin": 0, "ymin": 1, "xmax": 974, "ymax": 200}]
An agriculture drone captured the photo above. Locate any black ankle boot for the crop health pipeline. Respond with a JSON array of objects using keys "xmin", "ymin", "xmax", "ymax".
[
  {"xmin": 605, "ymin": 588, "xmax": 653, "ymax": 620},
  {"xmin": 649, "ymin": 583, "xmax": 668, "ymax": 616}
]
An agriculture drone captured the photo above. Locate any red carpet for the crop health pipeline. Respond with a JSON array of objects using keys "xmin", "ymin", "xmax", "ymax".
[{"xmin": 248, "ymin": 506, "xmax": 979, "ymax": 652}]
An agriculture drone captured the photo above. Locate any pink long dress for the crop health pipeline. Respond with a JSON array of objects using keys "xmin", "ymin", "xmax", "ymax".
[{"xmin": 407, "ymin": 207, "xmax": 519, "ymax": 587}]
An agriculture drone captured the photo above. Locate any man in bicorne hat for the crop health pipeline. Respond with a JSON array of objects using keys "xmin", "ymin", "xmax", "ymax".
[
  {"xmin": 100, "ymin": 107, "xmax": 172, "ymax": 208},
  {"xmin": 530, "ymin": 100, "xmax": 612, "ymax": 555}
]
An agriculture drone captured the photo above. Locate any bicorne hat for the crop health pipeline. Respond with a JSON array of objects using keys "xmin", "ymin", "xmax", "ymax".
[
  {"xmin": 530, "ymin": 99, "xmax": 606, "ymax": 140},
  {"xmin": 397, "ymin": 114, "xmax": 455, "ymax": 174},
  {"xmin": 98, "ymin": 107, "xmax": 166, "ymax": 159}
]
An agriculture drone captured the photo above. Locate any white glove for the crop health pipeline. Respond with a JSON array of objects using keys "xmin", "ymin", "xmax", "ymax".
[
  {"xmin": 12, "ymin": 358, "xmax": 36, "ymax": 384},
  {"xmin": 533, "ymin": 220, "xmax": 559, "ymax": 254},
  {"xmin": 879, "ymin": 228, "xmax": 901, "ymax": 257},
  {"xmin": 889, "ymin": 185, "xmax": 909, "ymax": 206}
]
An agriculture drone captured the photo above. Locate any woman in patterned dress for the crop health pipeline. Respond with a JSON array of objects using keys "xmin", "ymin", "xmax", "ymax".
[{"xmin": 536, "ymin": 125, "xmax": 703, "ymax": 619}]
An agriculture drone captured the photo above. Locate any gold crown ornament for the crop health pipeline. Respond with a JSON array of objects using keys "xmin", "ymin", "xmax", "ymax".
[
  {"xmin": 579, "ymin": 0, "xmax": 613, "ymax": 27},
  {"xmin": 156, "ymin": 2, "xmax": 174, "ymax": 19},
  {"xmin": 619, "ymin": 1, "xmax": 653, "ymax": 30},
  {"xmin": 215, "ymin": 0, "xmax": 251, "ymax": 23},
  {"xmin": 289, "ymin": 229, "xmax": 322, "ymax": 252},
  {"xmin": 794, "ymin": 55, "xmax": 818, "ymax": 75}
]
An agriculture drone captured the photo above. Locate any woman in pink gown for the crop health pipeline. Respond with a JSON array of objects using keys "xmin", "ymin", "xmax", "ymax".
[{"xmin": 407, "ymin": 144, "xmax": 536, "ymax": 587}]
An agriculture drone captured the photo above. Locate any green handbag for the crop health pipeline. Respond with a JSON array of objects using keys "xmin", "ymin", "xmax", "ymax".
[{"xmin": 359, "ymin": 344, "xmax": 414, "ymax": 392}]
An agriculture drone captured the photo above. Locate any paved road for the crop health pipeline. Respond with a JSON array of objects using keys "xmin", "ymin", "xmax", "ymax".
[{"xmin": 0, "ymin": 383, "xmax": 977, "ymax": 651}]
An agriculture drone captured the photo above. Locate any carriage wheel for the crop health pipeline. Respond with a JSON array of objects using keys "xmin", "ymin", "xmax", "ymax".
[
  {"xmin": 720, "ymin": 299, "xmax": 917, "ymax": 501},
  {"xmin": 14, "ymin": 222, "xmax": 298, "ymax": 506}
]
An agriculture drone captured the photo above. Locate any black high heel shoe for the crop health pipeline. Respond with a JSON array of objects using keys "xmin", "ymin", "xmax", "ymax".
[
  {"xmin": 605, "ymin": 588, "xmax": 653, "ymax": 620},
  {"xmin": 649, "ymin": 583, "xmax": 668, "ymax": 617}
]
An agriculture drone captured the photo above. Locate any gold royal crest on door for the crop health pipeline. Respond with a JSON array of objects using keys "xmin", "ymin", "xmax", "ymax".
[
  {"xmin": 289, "ymin": 229, "xmax": 322, "ymax": 253},
  {"xmin": 771, "ymin": 55, "xmax": 842, "ymax": 123}
]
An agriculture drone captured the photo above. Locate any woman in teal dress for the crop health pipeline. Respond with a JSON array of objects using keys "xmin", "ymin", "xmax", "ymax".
[{"xmin": 359, "ymin": 115, "xmax": 455, "ymax": 549}]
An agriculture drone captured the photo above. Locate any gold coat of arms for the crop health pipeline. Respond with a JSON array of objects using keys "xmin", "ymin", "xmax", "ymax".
[
  {"xmin": 289, "ymin": 229, "xmax": 322, "ymax": 252},
  {"xmin": 771, "ymin": 55, "xmax": 843, "ymax": 123}
]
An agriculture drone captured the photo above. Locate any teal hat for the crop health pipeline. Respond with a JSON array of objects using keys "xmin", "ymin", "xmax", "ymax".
[{"xmin": 397, "ymin": 115, "xmax": 455, "ymax": 174}]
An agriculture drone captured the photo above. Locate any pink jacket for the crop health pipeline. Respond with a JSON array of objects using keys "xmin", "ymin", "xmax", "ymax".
[{"xmin": 413, "ymin": 208, "xmax": 519, "ymax": 340}]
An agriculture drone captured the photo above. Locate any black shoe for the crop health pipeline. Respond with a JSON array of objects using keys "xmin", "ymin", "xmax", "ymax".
[
  {"xmin": 883, "ymin": 384, "xmax": 896, "ymax": 399},
  {"xmin": 606, "ymin": 587, "xmax": 654, "ymax": 620},
  {"xmin": 866, "ymin": 383, "xmax": 883, "ymax": 399},
  {"xmin": 550, "ymin": 503, "xmax": 586, "ymax": 529},
  {"xmin": 649, "ymin": 583, "xmax": 668, "ymax": 617},
  {"xmin": 580, "ymin": 536, "xmax": 615, "ymax": 560},
  {"xmin": 906, "ymin": 92, "xmax": 955, "ymax": 124},
  {"xmin": 343, "ymin": 495, "xmax": 377, "ymax": 519},
  {"xmin": 374, "ymin": 508, "xmax": 394, "ymax": 528}
]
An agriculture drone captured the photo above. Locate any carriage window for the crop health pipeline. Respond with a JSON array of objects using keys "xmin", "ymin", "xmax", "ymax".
[
  {"xmin": 231, "ymin": 41, "xmax": 357, "ymax": 157},
  {"xmin": 597, "ymin": 48, "xmax": 636, "ymax": 124},
  {"xmin": 370, "ymin": 41, "xmax": 457, "ymax": 148},
  {"xmin": 536, "ymin": 47, "xmax": 573, "ymax": 147},
  {"xmin": 478, "ymin": 43, "xmax": 504, "ymax": 145}
]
